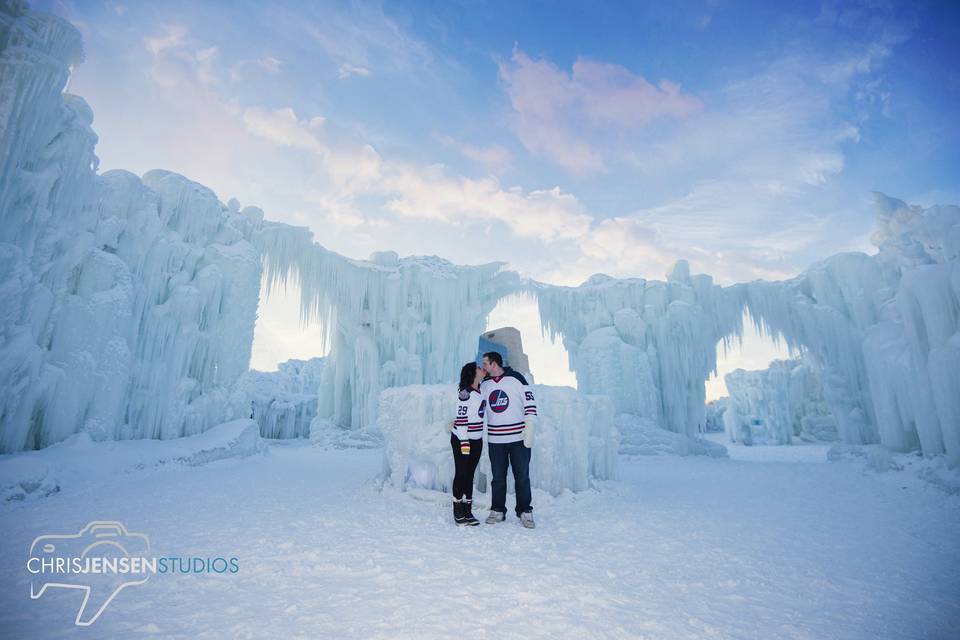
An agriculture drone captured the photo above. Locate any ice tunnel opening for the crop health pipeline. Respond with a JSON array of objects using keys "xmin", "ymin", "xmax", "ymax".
[
  {"xmin": 706, "ymin": 310, "xmax": 795, "ymax": 403},
  {"xmin": 485, "ymin": 293, "xmax": 576, "ymax": 388},
  {"xmin": 249, "ymin": 274, "xmax": 330, "ymax": 372},
  {"xmin": 706, "ymin": 309, "xmax": 850, "ymax": 447}
]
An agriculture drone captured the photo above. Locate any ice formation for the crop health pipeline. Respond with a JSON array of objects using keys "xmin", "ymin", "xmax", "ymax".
[
  {"xmin": 723, "ymin": 359, "xmax": 836, "ymax": 445},
  {"xmin": 377, "ymin": 384, "xmax": 618, "ymax": 495},
  {"xmin": 734, "ymin": 194, "xmax": 960, "ymax": 463},
  {"xmin": 534, "ymin": 266, "xmax": 743, "ymax": 442},
  {"xmin": 231, "ymin": 357, "xmax": 326, "ymax": 439},
  {"xmin": 0, "ymin": 5, "xmax": 261, "ymax": 452},
  {"xmin": 534, "ymin": 197, "xmax": 960, "ymax": 464},
  {"xmin": 257, "ymin": 222, "xmax": 519, "ymax": 434},
  {"xmin": 704, "ymin": 399, "xmax": 727, "ymax": 433}
]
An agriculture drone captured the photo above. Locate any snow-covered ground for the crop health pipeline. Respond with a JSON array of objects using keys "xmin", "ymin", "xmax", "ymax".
[{"xmin": 1, "ymin": 442, "xmax": 957, "ymax": 639}]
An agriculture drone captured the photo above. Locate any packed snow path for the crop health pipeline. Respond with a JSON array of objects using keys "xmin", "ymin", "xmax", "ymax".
[{"xmin": 1, "ymin": 444, "xmax": 957, "ymax": 639}]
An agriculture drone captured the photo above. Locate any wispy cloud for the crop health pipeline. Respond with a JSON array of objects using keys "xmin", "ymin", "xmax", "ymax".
[
  {"xmin": 230, "ymin": 55, "xmax": 282, "ymax": 82},
  {"xmin": 142, "ymin": 24, "xmax": 218, "ymax": 88},
  {"xmin": 338, "ymin": 62, "xmax": 371, "ymax": 79},
  {"xmin": 300, "ymin": 1, "xmax": 433, "ymax": 78},
  {"xmin": 498, "ymin": 46, "xmax": 702, "ymax": 175},
  {"xmin": 143, "ymin": 23, "xmax": 185, "ymax": 57},
  {"xmin": 435, "ymin": 133, "xmax": 512, "ymax": 173}
]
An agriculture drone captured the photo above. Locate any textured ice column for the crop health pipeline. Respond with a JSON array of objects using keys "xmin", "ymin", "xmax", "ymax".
[
  {"xmin": 0, "ymin": 3, "xmax": 99, "ymax": 451},
  {"xmin": 871, "ymin": 195, "xmax": 960, "ymax": 463},
  {"xmin": 256, "ymin": 221, "xmax": 520, "ymax": 433}
]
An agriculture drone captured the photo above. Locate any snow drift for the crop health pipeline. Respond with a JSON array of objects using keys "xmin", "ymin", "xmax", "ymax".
[{"xmin": 0, "ymin": 419, "xmax": 265, "ymax": 502}]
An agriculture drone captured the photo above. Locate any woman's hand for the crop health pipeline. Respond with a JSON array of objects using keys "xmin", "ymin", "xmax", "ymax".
[{"xmin": 460, "ymin": 441, "xmax": 471, "ymax": 455}]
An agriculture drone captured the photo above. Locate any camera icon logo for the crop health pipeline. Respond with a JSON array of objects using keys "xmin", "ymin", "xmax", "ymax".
[{"xmin": 27, "ymin": 521, "xmax": 152, "ymax": 626}]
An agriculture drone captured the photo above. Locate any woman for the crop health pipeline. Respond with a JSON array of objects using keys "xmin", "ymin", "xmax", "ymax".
[{"xmin": 451, "ymin": 361, "xmax": 485, "ymax": 526}]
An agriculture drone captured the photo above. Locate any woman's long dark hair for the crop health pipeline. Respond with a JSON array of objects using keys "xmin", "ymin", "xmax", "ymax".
[{"xmin": 459, "ymin": 361, "xmax": 479, "ymax": 391}]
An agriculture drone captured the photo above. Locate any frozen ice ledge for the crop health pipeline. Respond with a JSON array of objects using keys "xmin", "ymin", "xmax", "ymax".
[{"xmin": 1, "ymin": 2, "xmax": 958, "ymax": 467}]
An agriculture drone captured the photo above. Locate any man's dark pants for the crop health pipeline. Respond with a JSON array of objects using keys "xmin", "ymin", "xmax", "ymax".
[{"xmin": 488, "ymin": 440, "xmax": 532, "ymax": 516}]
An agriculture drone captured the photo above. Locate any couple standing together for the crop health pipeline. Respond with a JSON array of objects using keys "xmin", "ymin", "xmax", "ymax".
[{"xmin": 450, "ymin": 352, "xmax": 537, "ymax": 529}]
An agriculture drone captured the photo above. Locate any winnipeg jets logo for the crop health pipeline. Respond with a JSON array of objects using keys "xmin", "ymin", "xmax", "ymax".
[{"xmin": 488, "ymin": 390, "xmax": 509, "ymax": 413}]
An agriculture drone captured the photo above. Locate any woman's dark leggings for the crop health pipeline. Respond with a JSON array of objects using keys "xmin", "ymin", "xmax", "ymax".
[{"xmin": 450, "ymin": 433, "xmax": 483, "ymax": 500}]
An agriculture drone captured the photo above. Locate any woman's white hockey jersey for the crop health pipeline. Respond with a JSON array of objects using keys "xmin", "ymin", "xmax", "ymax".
[{"xmin": 453, "ymin": 387, "xmax": 485, "ymax": 441}]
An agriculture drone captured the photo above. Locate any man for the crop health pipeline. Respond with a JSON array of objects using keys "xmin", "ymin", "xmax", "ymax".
[{"xmin": 480, "ymin": 351, "xmax": 537, "ymax": 529}]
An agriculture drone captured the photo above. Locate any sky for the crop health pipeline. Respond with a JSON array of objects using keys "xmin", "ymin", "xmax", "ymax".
[{"xmin": 35, "ymin": 0, "xmax": 960, "ymax": 397}]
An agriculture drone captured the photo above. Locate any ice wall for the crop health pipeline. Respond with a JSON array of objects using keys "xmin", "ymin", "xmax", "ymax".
[
  {"xmin": 724, "ymin": 359, "xmax": 836, "ymax": 445},
  {"xmin": 377, "ymin": 384, "xmax": 618, "ymax": 496},
  {"xmin": 534, "ymin": 264, "xmax": 743, "ymax": 440},
  {"xmin": 257, "ymin": 222, "xmax": 520, "ymax": 433},
  {"xmin": 0, "ymin": 4, "xmax": 262, "ymax": 452}
]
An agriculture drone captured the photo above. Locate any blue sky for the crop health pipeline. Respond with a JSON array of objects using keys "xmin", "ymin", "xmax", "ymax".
[{"xmin": 35, "ymin": 0, "xmax": 960, "ymax": 394}]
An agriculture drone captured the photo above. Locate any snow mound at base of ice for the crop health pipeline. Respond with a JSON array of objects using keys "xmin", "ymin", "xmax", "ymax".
[
  {"xmin": 309, "ymin": 418, "xmax": 385, "ymax": 449},
  {"xmin": 377, "ymin": 384, "xmax": 619, "ymax": 496},
  {"xmin": 160, "ymin": 419, "xmax": 267, "ymax": 466},
  {"xmin": 617, "ymin": 414, "xmax": 728, "ymax": 458},
  {"xmin": 0, "ymin": 419, "xmax": 266, "ymax": 501},
  {"xmin": 828, "ymin": 444, "xmax": 960, "ymax": 495},
  {"xmin": 0, "ymin": 458, "xmax": 60, "ymax": 503}
]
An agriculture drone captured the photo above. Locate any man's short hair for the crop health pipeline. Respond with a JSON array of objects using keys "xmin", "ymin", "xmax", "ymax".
[{"xmin": 483, "ymin": 351, "xmax": 503, "ymax": 367}]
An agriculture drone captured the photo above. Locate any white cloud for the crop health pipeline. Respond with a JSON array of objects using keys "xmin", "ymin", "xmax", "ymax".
[
  {"xmin": 242, "ymin": 107, "xmax": 326, "ymax": 152},
  {"xmin": 143, "ymin": 24, "xmax": 219, "ymax": 88},
  {"xmin": 338, "ymin": 62, "xmax": 372, "ymax": 79},
  {"xmin": 435, "ymin": 133, "xmax": 512, "ymax": 173},
  {"xmin": 143, "ymin": 23, "xmax": 186, "ymax": 57},
  {"xmin": 242, "ymin": 106, "xmax": 382, "ymax": 199},
  {"xmin": 299, "ymin": 2, "xmax": 434, "ymax": 78},
  {"xmin": 229, "ymin": 56, "xmax": 282, "ymax": 82},
  {"xmin": 498, "ymin": 46, "xmax": 702, "ymax": 175}
]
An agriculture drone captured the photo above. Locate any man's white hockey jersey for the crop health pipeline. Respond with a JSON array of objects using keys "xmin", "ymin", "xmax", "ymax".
[
  {"xmin": 453, "ymin": 387, "xmax": 485, "ymax": 441},
  {"xmin": 480, "ymin": 369, "xmax": 537, "ymax": 444}
]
